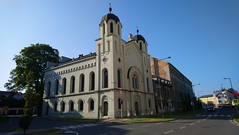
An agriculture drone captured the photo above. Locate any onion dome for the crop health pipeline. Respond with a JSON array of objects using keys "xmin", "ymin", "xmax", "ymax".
[
  {"xmin": 133, "ymin": 35, "xmax": 146, "ymax": 43},
  {"xmin": 101, "ymin": 13, "xmax": 120, "ymax": 23}
]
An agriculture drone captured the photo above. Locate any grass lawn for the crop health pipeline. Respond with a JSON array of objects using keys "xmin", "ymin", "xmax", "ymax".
[
  {"xmin": 234, "ymin": 117, "xmax": 239, "ymax": 123},
  {"xmin": 46, "ymin": 117, "xmax": 101, "ymax": 123},
  {"xmin": 121, "ymin": 111, "xmax": 196, "ymax": 123}
]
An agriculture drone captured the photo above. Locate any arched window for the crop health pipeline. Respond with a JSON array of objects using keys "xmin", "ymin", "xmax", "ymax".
[
  {"xmin": 54, "ymin": 102, "xmax": 57, "ymax": 112},
  {"xmin": 61, "ymin": 101, "xmax": 65, "ymax": 112},
  {"xmin": 110, "ymin": 22, "xmax": 113, "ymax": 33},
  {"xmin": 47, "ymin": 81, "xmax": 51, "ymax": 97},
  {"xmin": 89, "ymin": 99, "xmax": 94, "ymax": 111},
  {"xmin": 118, "ymin": 24, "xmax": 120, "ymax": 35},
  {"xmin": 89, "ymin": 72, "xmax": 95, "ymax": 91},
  {"xmin": 103, "ymin": 23, "xmax": 105, "ymax": 35},
  {"xmin": 78, "ymin": 100, "xmax": 84, "ymax": 112},
  {"xmin": 70, "ymin": 76, "xmax": 75, "ymax": 93},
  {"xmin": 140, "ymin": 42, "xmax": 142, "ymax": 50},
  {"xmin": 146, "ymin": 77, "xmax": 149, "ymax": 92},
  {"xmin": 79, "ymin": 74, "xmax": 85, "ymax": 92},
  {"xmin": 102, "ymin": 69, "xmax": 108, "ymax": 88},
  {"xmin": 69, "ymin": 101, "xmax": 74, "ymax": 112},
  {"xmin": 62, "ymin": 78, "xmax": 66, "ymax": 94},
  {"xmin": 132, "ymin": 74, "xmax": 139, "ymax": 90},
  {"xmin": 118, "ymin": 98, "xmax": 122, "ymax": 109},
  {"xmin": 148, "ymin": 99, "xmax": 151, "ymax": 108},
  {"xmin": 117, "ymin": 69, "xmax": 122, "ymax": 88},
  {"xmin": 55, "ymin": 79, "xmax": 59, "ymax": 95}
]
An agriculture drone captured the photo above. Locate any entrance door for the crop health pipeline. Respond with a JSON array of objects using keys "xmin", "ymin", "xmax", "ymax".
[
  {"xmin": 103, "ymin": 101, "xmax": 108, "ymax": 116},
  {"xmin": 135, "ymin": 102, "xmax": 139, "ymax": 116}
]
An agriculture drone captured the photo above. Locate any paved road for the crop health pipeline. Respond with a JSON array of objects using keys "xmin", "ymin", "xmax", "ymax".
[
  {"xmin": 1, "ymin": 108, "xmax": 238, "ymax": 135},
  {"xmin": 62, "ymin": 108, "xmax": 239, "ymax": 135}
]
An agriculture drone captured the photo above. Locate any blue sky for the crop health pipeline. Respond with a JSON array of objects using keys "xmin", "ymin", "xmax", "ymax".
[{"xmin": 0, "ymin": 0, "xmax": 238, "ymax": 97}]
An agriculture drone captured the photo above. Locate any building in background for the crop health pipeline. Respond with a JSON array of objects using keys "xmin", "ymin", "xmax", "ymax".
[
  {"xmin": 150, "ymin": 57, "xmax": 194, "ymax": 113},
  {"xmin": 199, "ymin": 88, "xmax": 239, "ymax": 108}
]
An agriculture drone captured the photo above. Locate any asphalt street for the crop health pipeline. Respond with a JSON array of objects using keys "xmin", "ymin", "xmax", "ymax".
[
  {"xmin": 63, "ymin": 108, "xmax": 239, "ymax": 135},
  {"xmin": 1, "ymin": 108, "xmax": 238, "ymax": 135}
]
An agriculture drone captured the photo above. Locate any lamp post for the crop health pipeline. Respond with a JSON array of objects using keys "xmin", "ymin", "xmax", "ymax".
[
  {"xmin": 160, "ymin": 56, "xmax": 171, "ymax": 60},
  {"xmin": 224, "ymin": 77, "xmax": 233, "ymax": 89},
  {"xmin": 192, "ymin": 83, "xmax": 200, "ymax": 98}
]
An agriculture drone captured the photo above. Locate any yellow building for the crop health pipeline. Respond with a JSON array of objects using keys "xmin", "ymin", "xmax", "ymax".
[{"xmin": 199, "ymin": 94, "xmax": 217, "ymax": 108}]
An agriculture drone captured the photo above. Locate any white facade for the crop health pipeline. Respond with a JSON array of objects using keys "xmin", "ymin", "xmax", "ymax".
[{"xmin": 42, "ymin": 9, "xmax": 155, "ymax": 118}]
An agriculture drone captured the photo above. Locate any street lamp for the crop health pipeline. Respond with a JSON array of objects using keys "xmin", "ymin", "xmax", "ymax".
[
  {"xmin": 160, "ymin": 56, "xmax": 171, "ymax": 60},
  {"xmin": 192, "ymin": 83, "xmax": 200, "ymax": 97},
  {"xmin": 224, "ymin": 77, "xmax": 233, "ymax": 89}
]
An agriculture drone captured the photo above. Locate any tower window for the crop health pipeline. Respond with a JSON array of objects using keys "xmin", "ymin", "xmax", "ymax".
[
  {"xmin": 103, "ymin": 68, "xmax": 108, "ymax": 88},
  {"xmin": 110, "ymin": 22, "xmax": 113, "ymax": 33},
  {"xmin": 140, "ymin": 42, "xmax": 142, "ymax": 50},
  {"xmin": 117, "ymin": 69, "xmax": 122, "ymax": 88}
]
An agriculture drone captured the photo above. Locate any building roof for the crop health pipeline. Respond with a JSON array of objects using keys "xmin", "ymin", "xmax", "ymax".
[
  {"xmin": 199, "ymin": 94, "xmax": 213, "ymax": 98},
  {"xmin": 101, "ymin": 13, "xmax": 120, "ymax": 24},
  {"xmin": 133, "ymin": 34, "xmax": 146, "ymax": 43}
]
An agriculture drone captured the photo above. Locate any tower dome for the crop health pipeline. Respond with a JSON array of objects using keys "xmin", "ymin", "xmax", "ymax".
[
  {"xmin": 133, "ymin": 34, "xmax": 146, "ymax": 43},
  {"xmin": 101, "ymin": 13, "xmax": 120, "ymax": 23}
]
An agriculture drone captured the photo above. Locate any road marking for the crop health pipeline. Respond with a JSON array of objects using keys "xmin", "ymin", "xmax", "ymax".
[
  {"xmin": 227, "ymin": 115, "xmax": 231, "ymax": 117},
  {"xmin": 141, "ymin": 125, "xmax": 150, "ymax": 128},
  {"xmin": 189, "ymin": 123, "xmax": 195, "ymax": 126},
  {"xmin": 164, "ymin": 130, "xmax": 174, "ymax": 134},
  {"xmin": 156, "ymin": 123, "xmax": 162, "ymax": 125},
  {"xmin": 214, "ymin": 115, "xmax": 218, "ymax": 117},
  {"xmin": 99, "ymin": 133, "xmax": 109, "ymax": 135},
  {"xmin": 65, "ymin": 130, "xmax": 79, "ymax": 135},
  {"xmin": 202, "ymin": 118, "xmax": 207, "ymax": 121},
  {"xmin": 220, "ymin": 115, "xmax": 224, "ymax": 117},
  {"xmin": 179, "ymin": 126, "xmax": 186, "ymax": 129},
  {"xmin": 197, "ymin": 120, "xmax": 201, "ymax": 123}
]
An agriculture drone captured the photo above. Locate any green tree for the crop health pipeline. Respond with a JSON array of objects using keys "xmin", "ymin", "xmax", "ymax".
[{"xmin": 5, "ymin": 43, "xmax": 60, "ymax": 115}]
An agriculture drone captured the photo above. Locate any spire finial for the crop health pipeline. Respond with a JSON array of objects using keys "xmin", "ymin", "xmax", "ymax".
[
  {"xmin": 109, "ymin": 3, "xmax": 112, "ymax": 13},
  {"xmin": 136, "ymin": 26, "xmax": 139, "ymax": 35}
]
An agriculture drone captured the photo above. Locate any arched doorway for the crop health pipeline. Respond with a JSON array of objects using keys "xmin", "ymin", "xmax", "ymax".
[{"xmin": 103, "ymin": 101, "xmax": 108, "ymax": 116}]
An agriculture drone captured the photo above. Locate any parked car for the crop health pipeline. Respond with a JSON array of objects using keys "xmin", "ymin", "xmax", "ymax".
[{"xmin": 207, "ymin": 106, "xmax": 215, "ymax": 112}]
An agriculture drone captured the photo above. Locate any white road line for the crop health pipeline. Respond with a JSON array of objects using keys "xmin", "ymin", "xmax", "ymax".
[
  {"xmin": 99, "ymin": 133, "xmax": 109, "ymax": 135},
  {"xmin": 179, "ymin": 126, "xmax": 186, "ymax": 129},
  {"xmin": 197, "ymin": 120, "xmax": 201, "ymax": 123},
  {"xmin": 65, "ymin": 130, "xmax": 79, "ymax": 135},
  {"xmin": 156, "ymin": 123, "xmax": 162, "ymax": 125},
  {"xmin": 164, "ymin": 130, "xmax": 174, "ymax": 134},
  {"xmin": 189, "ymin": 123, "xmax": 195, "ymax": 126},
  {"xmin": 214, "ymin": 115, "xmax": 218, "ymax": 117},
  {"xmin": 227, "ymin": 115, "xmax": 231, "ymax": 117},
  {"xmin": 220, "ymin": 115, "xmax": 224, "ymax": 117}
]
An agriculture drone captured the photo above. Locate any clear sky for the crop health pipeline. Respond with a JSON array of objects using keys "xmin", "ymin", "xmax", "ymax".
[{"xmin": 0, "ymin": 0, "xmax": 239, "ymax": 97}]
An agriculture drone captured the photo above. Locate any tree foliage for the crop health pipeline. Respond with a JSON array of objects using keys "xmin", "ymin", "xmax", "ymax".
[
  {"xmin": 5, "ymin": 43, "xmax": 59, "ymax": 92},
  {"xmin": 4, "ymin": 44, "xmax": 60, "ymax": 114}
]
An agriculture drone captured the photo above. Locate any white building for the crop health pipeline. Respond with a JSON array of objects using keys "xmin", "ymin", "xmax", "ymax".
[{"xmin": 42, "ymin": 8, "xmax": 155, "ymax": 118}]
